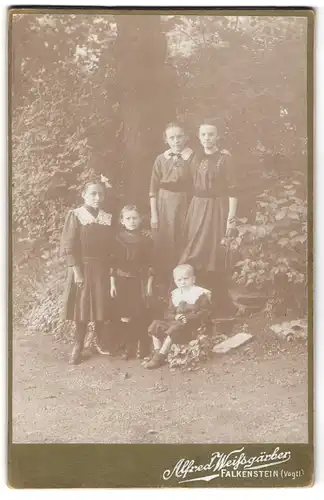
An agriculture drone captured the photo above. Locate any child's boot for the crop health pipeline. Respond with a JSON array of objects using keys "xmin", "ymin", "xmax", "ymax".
[
  {"xmin": 144, "ymin": 351, "xmax": 167, "ymax": 369},
  {"xmin": 122, "ymin": 341, "xmax": 138, "ymax": 360},
  {"xmin": 137, "ymin": 336, "xmax": 151, "ymax": 360},
  {"xmin": 94, "ymin": 322, "xmax": 114, "ymax": 355},
  {"xmin": 121, "ymin": 321, "xmax": 138, "ymax": 360},
  {"xmin": 69, "ymin": 322, "xmax": 87, "ymax": 365},
  {"xmin": 69, "ymin": 341, "xmax": 83, "ymax": 365}
]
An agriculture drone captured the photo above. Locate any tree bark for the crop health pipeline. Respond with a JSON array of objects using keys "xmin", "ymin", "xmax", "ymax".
[{"xmin": 115, "ymin": 15, "xmax": 178, "ymax": 210}]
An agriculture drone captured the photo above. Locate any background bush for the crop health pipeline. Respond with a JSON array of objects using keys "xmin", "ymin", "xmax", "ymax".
[{"xmin": 11, "ymin": 13, "xmax": 308, "ymax": 334}]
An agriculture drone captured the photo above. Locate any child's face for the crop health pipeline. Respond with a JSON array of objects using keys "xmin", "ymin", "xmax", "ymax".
[
  {"xmin": 199, "ymin": 124, "xmax": 218, "ymax": 150},
  {"xmin": 165, "ymin": 126, "xmax": 186, "ymax": 153},
  {"xmin": 82, "ymin": 184, "xmax": 104, "ymax": 209},
  {"xmin": 173, "ymin": 270, "xmax": 195, "ymax": 289},
  {"xmin": 121, "ymin": 210, "xmax": 141, "ymax": 231}
]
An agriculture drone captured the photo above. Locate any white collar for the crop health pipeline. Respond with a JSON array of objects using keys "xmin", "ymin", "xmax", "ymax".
[
  {"xmin": 73, "ymin": 206, "xmax": 112, "ymax": 226},
  {"xmin": 171, "ymin": 285, "xmax": 211, "ymax": 307},
  {"xmin": 163, "ymin": 147, "xmax": 192, "ymax": 161}
]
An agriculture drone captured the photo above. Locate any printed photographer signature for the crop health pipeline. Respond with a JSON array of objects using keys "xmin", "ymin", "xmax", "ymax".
[{"xmin": 162, "ymin": 447, "xmax": 292, "ymax": 483}]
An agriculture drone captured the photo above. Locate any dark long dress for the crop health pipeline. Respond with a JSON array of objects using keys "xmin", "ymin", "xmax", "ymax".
[
  {"xmin": 61, "ymin": 205, "xmax": 114, "ymax": 322},
  {"xmin": 149, "ymin": 148, "xmax": 192, "ymax": 275},
  {"xmin": 111, "ymin": 229, "xmax": 154, "ymax": 319},
  {"xmin": 179, "ymin": 149, "xmax": 237, "ymax": 273},
  {"xmin": 111, "ymin": 229, "xmax": 154, "ymax": 356}
]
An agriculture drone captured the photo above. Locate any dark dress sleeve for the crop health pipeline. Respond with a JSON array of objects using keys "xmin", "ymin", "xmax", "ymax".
[
  {"xmin": 143, "ymin": 235, "xmax": 155, "ymax": 277},
  {"xmin": 189, "ymin": 152, "xmax": 199, "ymax": 178},
  {"xmin": 60, "ymin": 210, "xmax": 80, "ymax": 267},
  {"xmin": 184, "ymin": 293, "xmax": 212, "ymax": 323},
  {"xmin": 221, "ymin": 151, "xmax": 237, "ymax": 197},
  {"xmin": 149, "ymin": 156, "xmax": 162, "ymax": 197},
  {"xmin": 163, "ymin": 297, "xmax": 177, "ymax": 321},
  {"xmin": 110, "ymin": 236, "xmax": 121, "ymax": 278}
]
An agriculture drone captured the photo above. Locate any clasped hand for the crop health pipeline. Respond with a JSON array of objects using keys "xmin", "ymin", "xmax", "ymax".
[{"xmin": 175, "ymin": 314, "xmax": 187, "ymax": 324}]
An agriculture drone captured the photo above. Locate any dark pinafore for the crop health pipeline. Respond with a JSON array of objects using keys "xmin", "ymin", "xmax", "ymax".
[{"xmin": 179, "ymin": 149, "xmax": 238, "ymax": 316}]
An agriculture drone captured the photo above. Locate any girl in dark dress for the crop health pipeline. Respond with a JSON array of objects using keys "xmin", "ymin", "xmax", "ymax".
[
  {"xmin": 179, "ymin": 119, "xmax": 238, "ymax": 317},
  {"xmin": 61, "ymin": 181, "xmax": 115, "ymax": 365},
  {"xmin": 110, "ymin": 205, "xmax": 154, "ymax": 360},
  {"xmin": 149, "ymin": 122, "xmax": 193, "ymax": 280}
]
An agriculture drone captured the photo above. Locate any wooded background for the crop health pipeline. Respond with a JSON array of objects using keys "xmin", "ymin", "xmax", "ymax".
[{"xmin": 11, "ymin": 13, "xmax": 308, "ymax": 332}]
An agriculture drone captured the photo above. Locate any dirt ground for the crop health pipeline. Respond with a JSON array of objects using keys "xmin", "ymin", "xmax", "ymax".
[{"xmin": 12, "ymin": 316, "xmax": 309, "ymax": 444}]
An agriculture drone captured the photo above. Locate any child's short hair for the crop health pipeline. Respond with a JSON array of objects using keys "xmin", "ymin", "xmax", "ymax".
[
  {"xmin": 119, "ymin": 204, "xmax": 141, "ymax": 221},
  {"xmin": 173, "ymin": 263, "xmax": 195, "ymax": 277},
  {"xmin": 198, "ymin": 118, "xmax": 219, "ymax": 130},
  {"xmin": 163, "ymin": 121, "xmax": 185, "ymax": 141},
  {"xmin": 81, "ymin": 179, "xmax": 104, "ymax": 196}
]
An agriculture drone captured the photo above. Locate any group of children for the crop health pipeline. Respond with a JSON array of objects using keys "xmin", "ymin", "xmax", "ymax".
[{"xmin": 60, "ymin": 118, "xmax": 238, "ymax": 369}]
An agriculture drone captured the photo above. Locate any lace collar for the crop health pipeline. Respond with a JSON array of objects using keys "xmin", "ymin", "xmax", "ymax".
[
  {"xmin": 199, "ymin": 148, "xmax": 230, "ymax": 157},
  {"xmin": 171, "ymin": 285, "xmax": 211, "ymax": 307},
  {"xmin": 163, "ymin": 147, "xmax": 193, "ymax": 161},
  {"xmin": 73, "ymin": 206, "xmax": 112, "ymax": 226}
]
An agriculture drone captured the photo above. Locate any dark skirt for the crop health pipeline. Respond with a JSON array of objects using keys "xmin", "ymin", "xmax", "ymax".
[
  {"xmin": 179, "ymin": 196, "xmax": 227, "ymax": 273},
  {"xmin": 154, "ymin": 189, "xmax": 188, "ymax": 274},
  {"xmin": 61, "ymin": 260, "xmax": 111, "ymax": 322},
  {"xmin": 112, "ymin": 276, "xmax": 148, "ymax": 320}
]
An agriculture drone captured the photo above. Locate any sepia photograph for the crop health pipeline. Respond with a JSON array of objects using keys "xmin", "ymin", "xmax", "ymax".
[{"xmin": 9, "ymin": 7, "xmax": 313, "ymax": 488}]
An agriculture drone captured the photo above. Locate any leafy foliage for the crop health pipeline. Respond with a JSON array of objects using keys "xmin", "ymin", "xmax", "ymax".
[
  {"xmin": 167, "ymin": 16, "xmax": 307, "ymax": 159},
  {"xmin": 168, "ymin": 333, "xmax": 215, "ymax": 371},
  {"xmin": 11, "ymin": 13, "xmax": 308, "ymax": 332},
  {"xmin": 229, "ymin": 173, "xmax": 307, "ymax": 316},
  {"xmin": 12, "ymin": 14, "xmax": 118, "ymax": 248}
]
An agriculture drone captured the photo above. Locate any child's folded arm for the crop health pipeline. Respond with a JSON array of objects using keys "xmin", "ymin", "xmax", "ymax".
[
  {"xmin": 185, "ymin": 309, "xmax": 212, "ymax": 323},
  {"xmin": 183, "ymin": 294, "xmax": 212, "ymax": 322}
]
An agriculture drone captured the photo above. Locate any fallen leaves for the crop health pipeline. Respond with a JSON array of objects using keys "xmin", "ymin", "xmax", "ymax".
[{"xmin": 168, "ymin": 334, "xmax": 218, "ymax": 371}]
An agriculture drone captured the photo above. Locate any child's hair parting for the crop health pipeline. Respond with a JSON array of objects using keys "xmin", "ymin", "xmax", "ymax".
[
  {"xmin": 198, "ymin": 117, "xmax": 220, "ymax": 130},
  {"xmin": 81, "ymin": 179, "xmax": 105, "ymax": 196},
  {"xmin": 163, "ymin": 121, "xmax": 186, "ymax": 140},
  {"xmin": 173, "ymin": 263, "xmax": 195, "ymax": 277},
  {"xmin": 120, "ymin": 204, "xmax": 141, "ymax": 221}
]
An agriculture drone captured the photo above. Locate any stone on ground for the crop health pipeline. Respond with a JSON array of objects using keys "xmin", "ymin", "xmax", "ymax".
[
  {"xmin": 212, "ymin": 332, "xmax": 253, "ymax": 354},
  {"xmin": 270, "ymin": 319, "xmax": 307, "ymax": 341}
]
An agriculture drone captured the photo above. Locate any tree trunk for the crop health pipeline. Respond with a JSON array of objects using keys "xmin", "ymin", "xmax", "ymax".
[{"xmin": 115, "ymin": 15, "xmax": 178, "ymax": 211}]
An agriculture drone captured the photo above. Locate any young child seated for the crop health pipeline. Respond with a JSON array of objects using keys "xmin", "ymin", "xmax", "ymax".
[{"xmin": 144, "ymin": 264, "xmax": 212, "ymax": 369}]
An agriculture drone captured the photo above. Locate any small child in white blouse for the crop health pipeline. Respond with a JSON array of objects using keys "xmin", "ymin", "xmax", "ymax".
[{"xmin": 145, "ymin": 264, "xmax": 212, "ymax": 369}]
